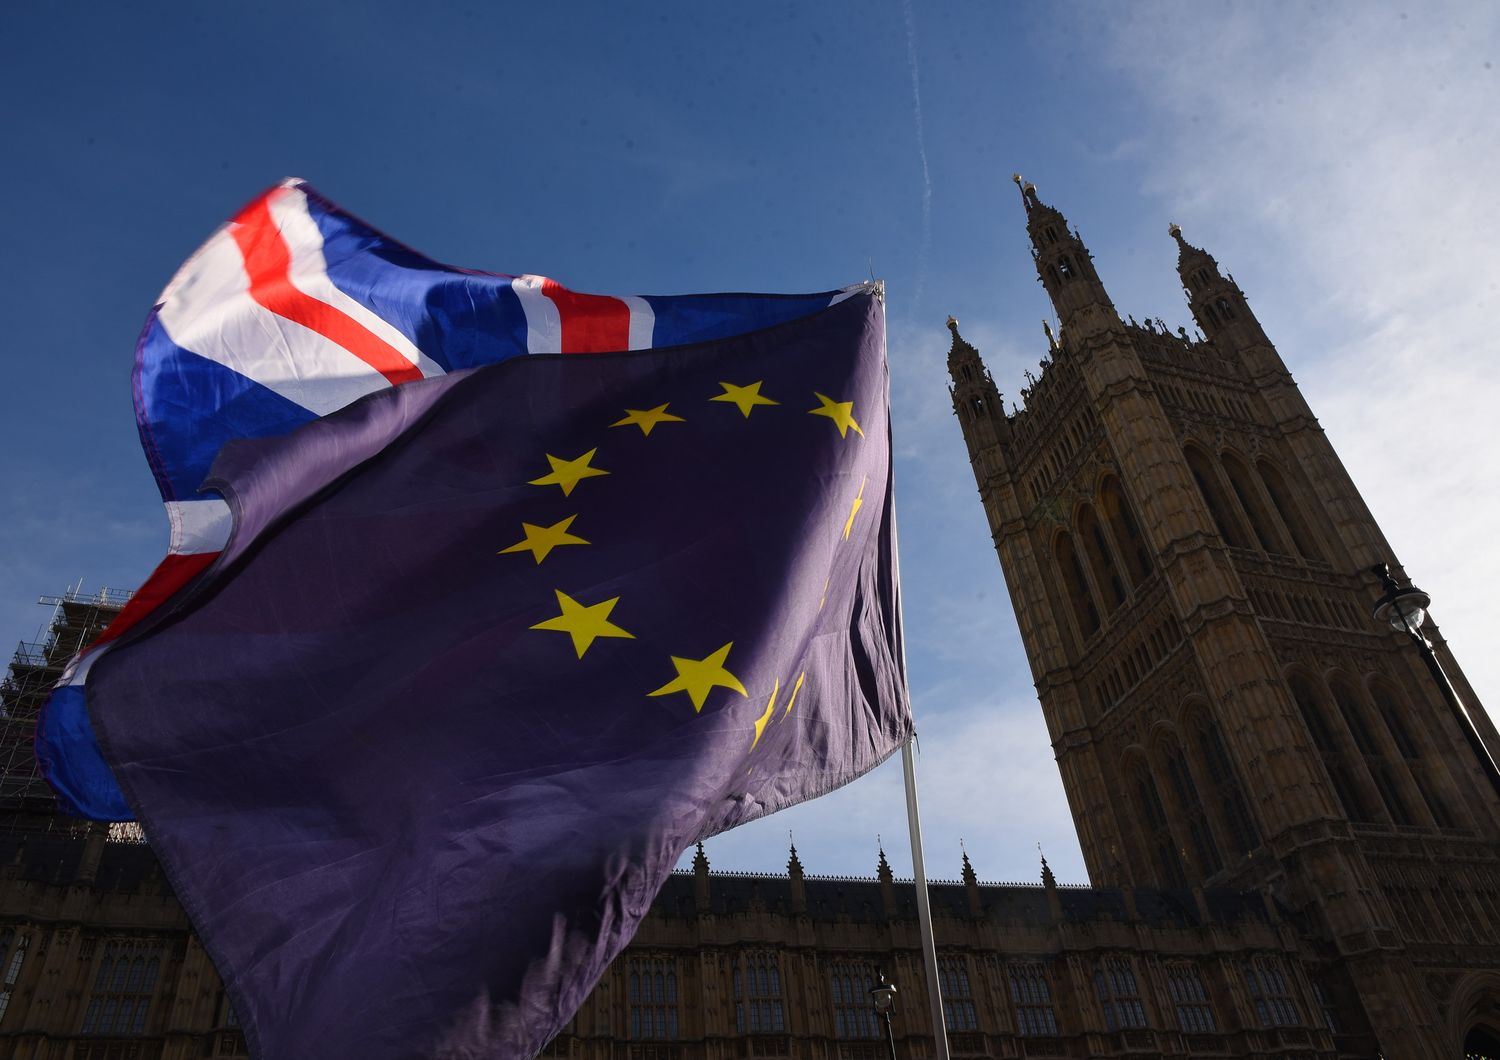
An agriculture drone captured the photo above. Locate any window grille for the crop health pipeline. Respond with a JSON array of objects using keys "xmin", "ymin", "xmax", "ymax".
[
  {"xmin": 1008, "ymin": 962, "xmax": 1059, "ymax": 1036},
  {"xmin": 1167, "ymin": 963, "xmax": 1217, "ymax": 1033},
  {"xmin": 1244, "ymin": 958, "xmax": 1301, "ymax": 1028},
  {"xmin": 627, "ymin": 957, "xmax": 680, "ymax": 1040},
  {"xmin": 734, "ymin": 952, "xmax": 786, "ymax": 1034},
  {"xmin": 827, "ymin": 962, "xmax": 879, "ymax": 1039},
  {"xmin": 1094, "ymin": 957, "xmax": 1147, "ymax": 1030},
  {"xmin": 80, "ymin": 940, "xmax": 162, "ymax": 1036},
  {"xmin": 938, "ymin": 956, "xmax": 978, "ymax": 1032}
]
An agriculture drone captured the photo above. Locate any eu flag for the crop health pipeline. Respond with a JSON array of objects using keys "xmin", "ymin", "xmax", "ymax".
[{"xmin": 85, "ymin": 290, "xmax": 909, "ymax": 1058}]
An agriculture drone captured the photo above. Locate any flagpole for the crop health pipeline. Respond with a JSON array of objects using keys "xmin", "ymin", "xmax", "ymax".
[
  {"xmin": 902, "ymin": 736, "xmax": 951, "ymax": 1060},
  {"xmin": 876, "ymin": 290, "xmax": 947, "ymax": 1058}
]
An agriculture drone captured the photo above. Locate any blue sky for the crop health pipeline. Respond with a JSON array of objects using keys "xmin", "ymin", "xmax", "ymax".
[{"xmin": 3, "ymin": 1, "xmax": 1497, "ymax": 886}]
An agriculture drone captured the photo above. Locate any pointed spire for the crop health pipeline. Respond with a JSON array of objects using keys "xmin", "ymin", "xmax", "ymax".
[
  {"xmin": 787, "ymin": 831, "xmax": 807, "ymax": 915},
  {"xmin": 876, "ymin": 836, "xmax": 898, "ymax": 918},
  {"xmin": 961, "ymin": 840, "xmax": 982, "ymax": 918},
  {"xmin": 693, "ymin": 840, "xmax": 711, "ymax": 915}
]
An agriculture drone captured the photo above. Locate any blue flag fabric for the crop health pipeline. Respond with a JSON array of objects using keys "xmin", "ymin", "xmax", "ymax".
[{"xmin": 86, "ymin": 290, "xmax": 909, "ymax": 1058}]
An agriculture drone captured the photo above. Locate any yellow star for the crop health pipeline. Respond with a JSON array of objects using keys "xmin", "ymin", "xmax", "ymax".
[
  {"xmin": 498, "ymin": 515, "xmax": 589, "ymax": 564},
  {"xmin": 843, "ymin": 476, "xmax": 868, "ymax": 540},
  {"xmin": 808, "ymin": 392, "xmax": 863, "ymax": 438},
  {"xmin": 783, "ymin": 671, "xmax": 806, "ymax": 715},
  {"xmin": 648, "ymin": 641, "xmax": 748, "ymax": 712},
  {"xmin": 528, "ymin": 448, "xmax": 609, "ymax": 496},
  {"xmin": 611, "ymin": 403, "xmax": 685, "ymax": 436},
  {"xmin": 530, "ymin": 589, "xmax": 634, "ymax": 658},
  {"xmin": 750, "ymin": 678, "xmax": 779, "ymax": 751},
  {"xmin": 710, "ymin": 381, "xmax": 779, "ymax": 418}
]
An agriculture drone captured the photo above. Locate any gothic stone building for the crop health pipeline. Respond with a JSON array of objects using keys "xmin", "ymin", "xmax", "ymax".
[
  {"xmin": 944, "ymin": 177, "xmax": 1500, "ymax": 1057},
  {"xmin": 1, "ymin": 183, "xmax": 1498, "ymax": 1059}
]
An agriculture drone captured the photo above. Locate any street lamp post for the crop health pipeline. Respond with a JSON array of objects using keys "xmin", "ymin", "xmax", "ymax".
[
  {"xmin": 1370, "ymin": 563, "xmax": 1500, "ymax": 801},
  {"xmin": 869, "ymin": 972, "xmax": 898, "ymax": 1060}
]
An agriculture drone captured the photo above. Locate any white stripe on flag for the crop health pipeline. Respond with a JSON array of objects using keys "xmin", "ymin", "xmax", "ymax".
[
  {"xmin": 267, "ymin": 188, "xmax": 445, "ymax": 380},
  {"xmin": 513, "ymin": 276, "xmax": 562, "ymax": 354},
  {"xmin": 156, "ymin": 219, "xmax": 394, "ymax": 417},
  {"xmin": 622, "ymin": 295, "xmax": 655, "ymax": 350},
  {"xmin": 164, "ymin": 498, "xmax": 233, "ymax": 556}
]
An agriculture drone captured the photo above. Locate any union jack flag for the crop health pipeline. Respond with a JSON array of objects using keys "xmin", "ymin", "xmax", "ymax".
[{"xmin": 38, "ymin": 178, "xmax": 864, "ymax": 820}]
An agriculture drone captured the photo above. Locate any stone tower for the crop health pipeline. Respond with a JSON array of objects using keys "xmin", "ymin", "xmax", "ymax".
[{"xmin": 948, "ymin": 176, "xmax": 1500, "ymax": 1056}]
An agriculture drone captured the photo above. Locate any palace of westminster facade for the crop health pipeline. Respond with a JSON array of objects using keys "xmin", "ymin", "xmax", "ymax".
[{"xmin": 0, "ymin": 181, "xmax": 1497, "ymax": 1058}]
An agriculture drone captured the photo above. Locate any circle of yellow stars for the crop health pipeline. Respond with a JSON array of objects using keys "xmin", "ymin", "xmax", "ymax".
[{"xmin": 496, "ymin": 376, "xmax": 870, "ymax": 746}]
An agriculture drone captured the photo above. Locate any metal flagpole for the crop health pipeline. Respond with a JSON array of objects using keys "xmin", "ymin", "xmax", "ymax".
[
  {"xmin": 903, "ymin": 736, "xmax": 952, "ymax": 1060},
  {"xmin": 877, "ymin": 287, "xmax": 948, "ymax": 1060}
]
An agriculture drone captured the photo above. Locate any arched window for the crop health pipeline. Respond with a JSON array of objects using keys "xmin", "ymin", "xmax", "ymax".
[
  {"xmin": 1184, "ymin": 446, "xmax": 1251, "ymax": 548},
  {"xmin": 1055, "ymin": 532, "xmax": 1101, "ymax": 639},
  {"xmin": 1077, "ymin": 504, "xmax": 1127, "ymax": 612},
  {"xmin": 1287, "ymin": 674, "xmax": 1374, "ymax": 822},
  {"xmin": 1370, "ymin": 679, "xmax": 1459, "ymax": 828},
  {"xmin": 1131, "ymin": 758, "xmax": 1186, "ymax": 888},
  {"xmin": 1216, "ymin": 296, "xmax": 1236, "ymax": 320},
  {"xmin": 1220, "ymin": 451, "xmax": 1289, "ymax": 555},
  {"xmin": 1255, "ymin": 459, "xmax": 1324, "ymax": 561},
  {"xmin": 1058, "ymin": 257, "xmax": 1075, "ymax": 280},
  {"xmin": 1099, "ymin": 477, "xmax": 1153, "ymax": 585},
  {"xmin": 1187, "ymin": 710, "xmax": 1260, "ymax": 856},
  {"xmin": 1161, "ymin": 733, "xmax": 1222, "ymax": 874},
  {"xmin": 1330, "ymin": 676, "xmax": 1414, "ymax": 825}
]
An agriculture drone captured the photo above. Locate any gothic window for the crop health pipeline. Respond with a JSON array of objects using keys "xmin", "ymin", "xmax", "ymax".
[
  {"xmin": 1184, "ymin": 446, "xmax": 1251, "ymax": 549},
  {"xmin": 1189, "ymin": 712, "xmax": 1260, "ymax": 855},
  {"xmin": 1098, "ymin": 476, "xmax": 1153, "ymax": 585},
  {"xmin": 1167, "ymin": 963, "xmax": 1217, "ymax": 1033},
  {"xmin": 1195, "ymin": 269, "xmax": 1211, "ymax": 289},
  {"xmin": 734, "ymin": 951, "xmax": 786, "ymax": 1034},
  {"xmin": 1311, "ymin": 979, "xmax": 1340, "ymax": 1034},
  {"xmin": 628, "ymin": 957, "xmax": 680, "ymax": 1040},
  {"xmin": 1055, "ymin": 532, "xmax": 1101, "ymax": 639},
  {"xmin": 970, "ymin": 394, "xmax": 985, "ymax": 418},
  {"xmin": 1370, "ymin": 679, "xmax": 1458, "ymax": 828},
  {"xmin": 1132, "ymin": 760, "xmax": 1186, "ymax": 888},
  {"xmin": 1330, "ymin": 676, "xmax": 1414, "ymax": 825},
  {"xmin": 1220, "ymin": 452, "xmax": 1289, "ymax": 555},
  {"xmin": 961, "ymin": 364, "xmax": 973, "ymax": 381},
  {"xmin": 1216, "ymin": 296, "xmax": 1236, "ymax": 320},
  {"xmin": 0, "ymin": 931, "xmax": 22, "ymax": 1027},
  {"xmin": 1058, "ymin": 257, "xmax": 1075, "ymax": 280},
  {"xmin": 1288, "ymin": 674, "xmax": 1373, "ymax": 823},
  {"xmin": 828, "ymin": 962, "xmax": 879, "ymax": 1039},
  {"xmin": 1163, "ymin": 735, "xmax": 1222, "ymax": 874},
  {"xmin": 1008, "ymin": 963, "xmax": 1059, "ymax": 1036},
  {"xmin": 1045, "ymin": 226, "xmax": 1059, "ymax": 244},
  {"xmin": 1203, "ymin": 304, "xmax": 1221, "ymax": 328},
  {"xmin": 81, "ymin": 940, "xmax": 162, "ymax": 1036},
  {"xmin": 1243, "ymin": 958, "xmax": 1301, "ymax": 1027},
  {"xmin": 1254, "ymin": 460, "xmax": 1324, "ymax": 561},
  {"xmin": 1077, "ymin": 505, "xmax": 1127, "ymax": 611},
  {"xmin": 938, "ymin": 956, "xmax": 979, "ymax": 1032},
  {"xmin": 1094, "ymin": 957, "xmax": 1148, "ymax": 1029}
]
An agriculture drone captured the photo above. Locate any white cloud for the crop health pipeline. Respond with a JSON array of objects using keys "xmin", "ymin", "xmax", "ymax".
[{"xmin": 1099, "ymin": 0, "xmax": 1500, "ymax": 700}]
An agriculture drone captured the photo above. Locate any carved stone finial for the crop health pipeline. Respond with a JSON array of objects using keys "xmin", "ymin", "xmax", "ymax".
[
  {"xmin": 946, "ymin": 315, "xmax": 959, "ymax": 331},
  {"xmin": 1168, "ymin": 221, "xmax": 1183, "ymax": 240}
]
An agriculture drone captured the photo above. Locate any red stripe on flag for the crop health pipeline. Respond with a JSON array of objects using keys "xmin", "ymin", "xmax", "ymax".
[
  {"xmin": 87, "ymin": 551, "xmax": 220, "ymax": 652},
  {"xmin": 230, "ymin": 196, "xmax": 422, "ymax": 386},
  {"xmin": 541, "ymin": 279, "xmax": 631, "ymax": 354}
]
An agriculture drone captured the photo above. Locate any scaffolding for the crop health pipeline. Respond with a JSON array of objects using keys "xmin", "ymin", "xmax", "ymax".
[{"xmin": 0, "ymin": 583, "xmax": 132, "ymax": 833}]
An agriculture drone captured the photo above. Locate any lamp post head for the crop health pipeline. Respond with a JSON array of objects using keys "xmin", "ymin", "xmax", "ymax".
[
  {"xmin": 1370, "ymin": 563, "xmax": 1432, "ymax": 638},
  {"xmin": 869, "ymin": 972, "xmax": 897, "ymax": 1015}
]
